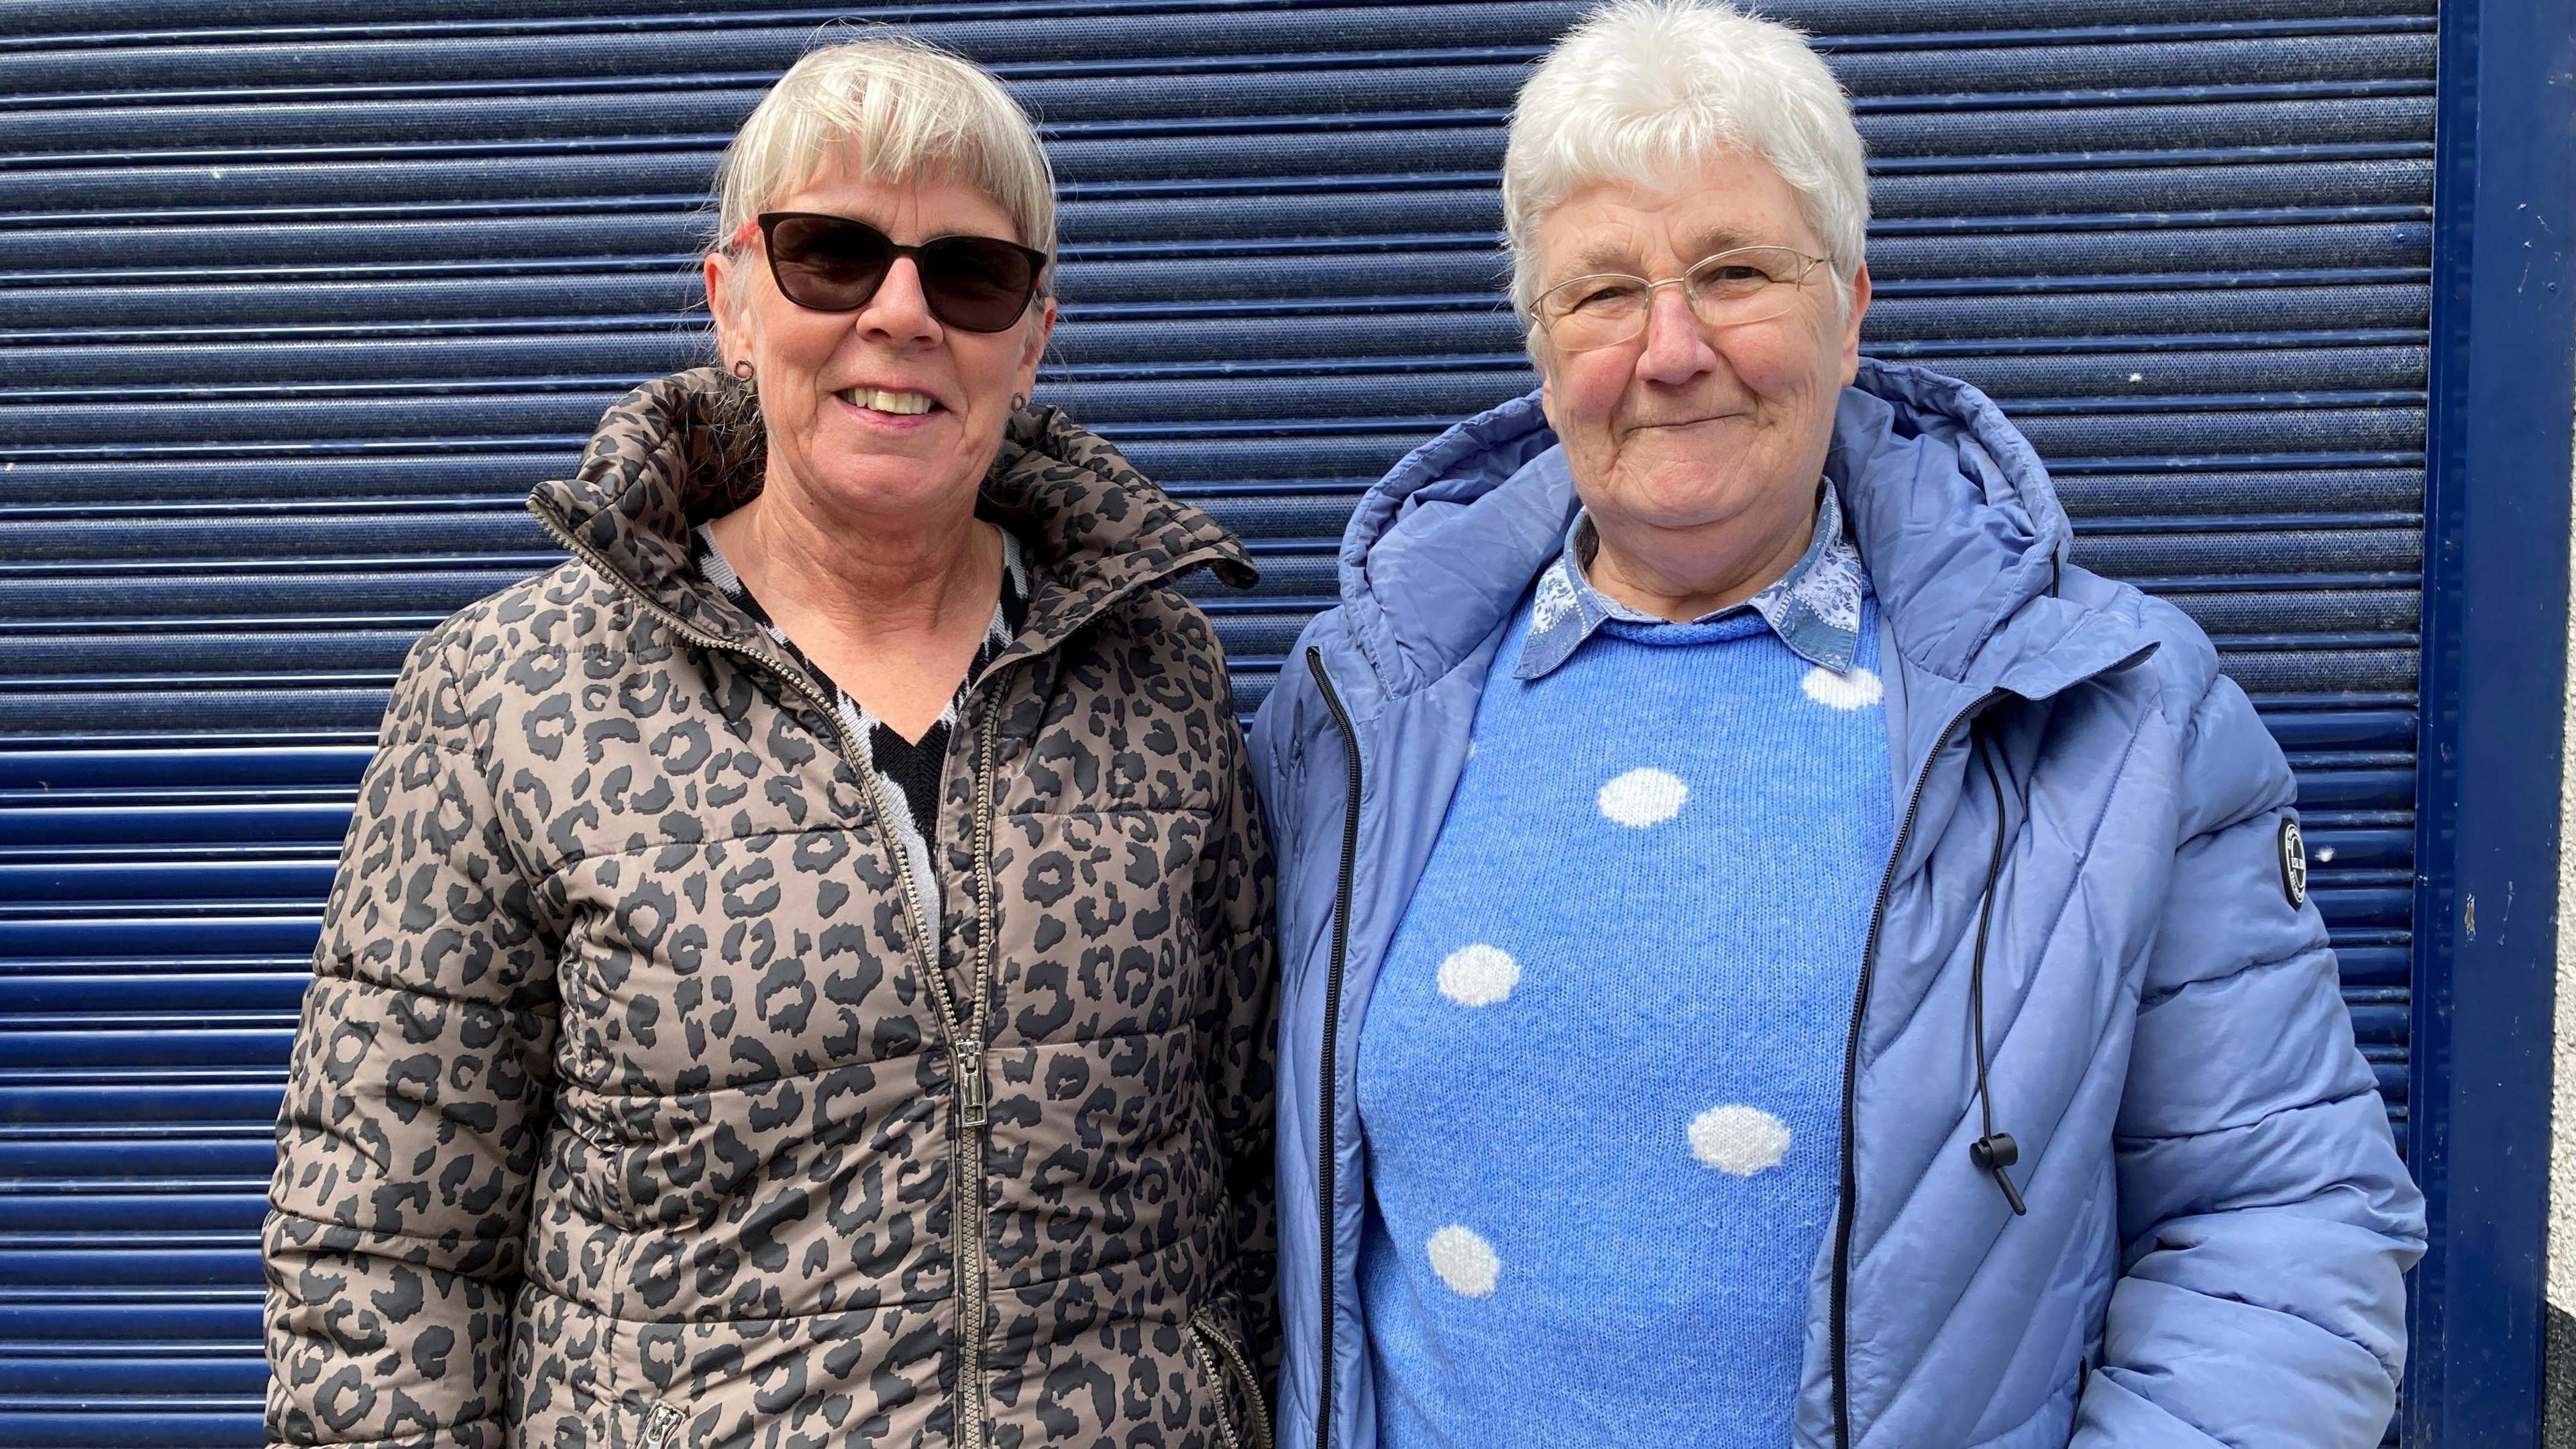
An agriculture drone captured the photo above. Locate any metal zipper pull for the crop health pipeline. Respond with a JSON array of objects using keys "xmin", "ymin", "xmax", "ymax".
[
  {"xmin": 956, "ymin": 1038, "xmax": 988, "ymax": 1130},
  {"xmin": 641, "ymin": 1403, "xmax": 684, "ymax": 1449}
]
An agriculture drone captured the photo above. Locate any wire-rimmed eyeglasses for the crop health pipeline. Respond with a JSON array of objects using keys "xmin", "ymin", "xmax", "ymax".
[{"xmin": 1533, "ymin": 245, "xmax": 1832, "ymax": 352}]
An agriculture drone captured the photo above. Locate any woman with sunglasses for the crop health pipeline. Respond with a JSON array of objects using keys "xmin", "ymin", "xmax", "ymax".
[{"xmin": 262, "ymin": 36, "xmax": 1277, "ymax": 1449}]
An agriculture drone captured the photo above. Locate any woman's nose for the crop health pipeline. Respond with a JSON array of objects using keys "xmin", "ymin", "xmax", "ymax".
[
  {"xmin": 858, "ymin": 256, "xmax": 942, "ymax": 340},
  {"xmin": 1635, "ymin": 282, "xmax": 1716, "ymax": 382}
]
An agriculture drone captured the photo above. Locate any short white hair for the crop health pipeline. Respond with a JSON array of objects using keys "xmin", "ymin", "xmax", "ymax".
[
  {"xmin": 712, "ymin": 34, "xmax": 1056, "ymax": 280},
  {"xmin": 1502, "ymin": 0, "xmax": 1868, "ymax": 318}
]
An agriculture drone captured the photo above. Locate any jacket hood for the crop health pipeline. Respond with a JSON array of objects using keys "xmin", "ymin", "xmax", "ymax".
[
  {"xmin": 527, "ymin": 366, "xmax": 1256, "ymax": 657},
  {"xmin": 1333, "ymin": 357, "xmax": 2141, "ymax": 700}
]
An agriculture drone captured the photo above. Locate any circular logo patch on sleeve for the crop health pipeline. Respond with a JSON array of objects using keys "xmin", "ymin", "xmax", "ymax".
[{"xmin": 2278, "ymin": 817, "xmax": 2308, "ymax": 908}]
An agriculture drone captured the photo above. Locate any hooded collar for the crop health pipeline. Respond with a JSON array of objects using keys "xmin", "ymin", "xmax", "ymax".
[
  {"xmin": 526, "ymin": 368, "xmax": 1256, "ymax": 665},
  {"xmin": 1332, "ymin": 358, "xmax": 2149, "ymax": 706}
]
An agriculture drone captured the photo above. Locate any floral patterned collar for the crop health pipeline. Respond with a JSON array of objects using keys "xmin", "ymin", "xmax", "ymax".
[{"xmin": 1513, "ymin": 455, "xmax": 1869, "ymax": 682}]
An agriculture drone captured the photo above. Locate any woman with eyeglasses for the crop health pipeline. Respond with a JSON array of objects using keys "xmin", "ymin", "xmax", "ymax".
[
  {"xmin": 1252, "ymin": 3, "xmax": 2418, "ymax": 1447},
  {"xmin": 262, "ymin": 36, "xmax": 1276, "ymax": 1449}
]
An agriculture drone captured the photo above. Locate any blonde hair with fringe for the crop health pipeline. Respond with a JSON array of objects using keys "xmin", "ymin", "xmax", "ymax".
[
  {"xmin": 712, "ymin": 34, "xmax": 1057, "ymax": 291},
  {"xmin": 1503, "ymin": 0, "xmax": 1868, "ymax": 321}
]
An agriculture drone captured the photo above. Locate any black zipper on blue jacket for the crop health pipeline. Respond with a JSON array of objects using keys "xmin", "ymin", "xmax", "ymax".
[
  {"xmin": 1832, "ymin": 687, "xmax": 2006, "ymax": 1449},
  {"xmin": 1304, "ymin": 647, "xmax": 1362, "ymax": 1449}
]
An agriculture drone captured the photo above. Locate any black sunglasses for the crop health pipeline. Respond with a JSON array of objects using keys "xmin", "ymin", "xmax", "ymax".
[{"xmin": 749, "ymin": 211, "xmax": 1048, "ymax": 333}]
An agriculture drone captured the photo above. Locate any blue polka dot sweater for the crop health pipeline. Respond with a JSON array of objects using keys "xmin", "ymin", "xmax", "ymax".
[{"xmin": 1354, "ymin": 582, "xmax": 1896, "ymax": 1448}]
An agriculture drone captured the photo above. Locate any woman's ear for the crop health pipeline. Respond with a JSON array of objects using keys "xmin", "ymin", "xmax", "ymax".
[
  {"xmin": 1016, "ymin": 295, "xmax": 1058, "ymax": 396},
  {"xmin": 1836, "ymin": 261, "xmax": 1872, "ymax": 389},
  {"xmin": 704, "ymin": 252, "xmax": 751, "ymax": 368}
]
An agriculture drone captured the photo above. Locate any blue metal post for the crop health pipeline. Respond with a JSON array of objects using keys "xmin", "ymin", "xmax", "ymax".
[{"xmin": 2406, "ymin": 0, "xmax": 2576, "ymax": 1441}]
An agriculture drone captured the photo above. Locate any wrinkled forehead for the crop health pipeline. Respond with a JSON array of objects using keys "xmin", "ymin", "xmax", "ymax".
[
  {"xmin": 1535, "ymin": 152, "xmax": 1823, "ymax": 279},
  {"xmin": 1554, "ymin": 221, "xmax": 1794, "ymax": 279}
]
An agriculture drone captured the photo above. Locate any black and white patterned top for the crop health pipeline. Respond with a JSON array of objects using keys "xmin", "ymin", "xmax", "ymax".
[{"xmin": 692, "ymin": 522, "xmax": 1032, "ymax": 909}]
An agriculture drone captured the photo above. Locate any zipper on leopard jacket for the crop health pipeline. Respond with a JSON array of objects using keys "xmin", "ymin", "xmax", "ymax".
[
  {"xmin": 535, "ymin": 507, "xmax": 1010, "ymax": 1449},
  {"xmin": 938, "ymin": 702, "xmax": 1005, "ymax": 1449},
  {"xmin": 841, "ymin": 694, "xmax": 1004, "ymax": 1449}
]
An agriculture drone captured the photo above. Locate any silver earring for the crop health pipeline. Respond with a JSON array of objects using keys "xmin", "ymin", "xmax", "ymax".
[
  {"xmin": 731, "ymin": 359, "xmax": 755, "ymax": 382},
  {"xmin": 1010, "ymin": 392, "xmax": 1028, "ymax": 411}
]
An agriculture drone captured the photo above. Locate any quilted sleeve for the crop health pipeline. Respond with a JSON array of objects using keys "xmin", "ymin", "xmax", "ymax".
[
  {"xmin": 262, "ymin": 625, "xmax": 559, "ymax": 1449},
  {"xmin": 2074, "ymin": 671, "xmax": 2425, "ymax": 1446},
  {"xmin": 1198, "ymin": 697, "xmax": 1283, "ymax": 1390}
]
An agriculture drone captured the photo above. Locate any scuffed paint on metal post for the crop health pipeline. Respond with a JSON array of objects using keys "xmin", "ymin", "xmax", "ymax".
[
  {"xmin": 2407, "ymin": 0, "xmax": 2576, "ymax": 1440},
  {"xmin": 2549, "ymin": 380, "xmax": 2576, "ymax": 1449}
]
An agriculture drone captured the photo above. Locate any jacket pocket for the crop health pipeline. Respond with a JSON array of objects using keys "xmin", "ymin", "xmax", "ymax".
[{"xmin": 1187, "ymin": 1307, "xmax": 1273, "ymax": 1449}]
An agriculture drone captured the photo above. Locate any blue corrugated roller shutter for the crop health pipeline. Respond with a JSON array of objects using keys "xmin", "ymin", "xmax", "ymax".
[{"xmin": 0, "ymin": 3, "xmax": 2430, "ymax": 1444}]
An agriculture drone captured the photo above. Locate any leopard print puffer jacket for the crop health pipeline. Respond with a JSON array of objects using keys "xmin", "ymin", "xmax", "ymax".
[{"xmin": 262, "ymin": 369, "xmax": 1278, "ymax": 1449}]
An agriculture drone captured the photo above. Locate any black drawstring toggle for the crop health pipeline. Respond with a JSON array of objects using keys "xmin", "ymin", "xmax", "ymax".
[
  {"xmin": 1966, "ymin": 733, "xmax": 2031, "ymax": 1220},
  {"xmin": 1970, "ymin": 1132, "xmax": 2027, "ymax": 1216}
]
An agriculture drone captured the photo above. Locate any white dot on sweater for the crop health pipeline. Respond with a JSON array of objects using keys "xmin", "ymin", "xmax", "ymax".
[
  {"xmin": 1689, "ymin": 1104, "xmax": 1792, "ymax": 1176},
  {"xmin": 1598, "ymin": 767, "xmax": 1688, "ymax": 827},
  {"xmin": 1801, "ymin": 665, "xmax": 1884, "ymax": 710},
  {"xmin": 1436, "ymin": 945, "xmax": 1519, "ymax": 1007},
  {"xmin": 1426, "ymin": 1225, "xmax": 1501, "ymax": 1297}
]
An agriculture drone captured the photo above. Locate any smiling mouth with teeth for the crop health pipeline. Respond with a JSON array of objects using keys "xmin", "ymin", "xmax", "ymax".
[{"xmin": 837, "ymin": 388, "xmax": 936, "ymax": 415}]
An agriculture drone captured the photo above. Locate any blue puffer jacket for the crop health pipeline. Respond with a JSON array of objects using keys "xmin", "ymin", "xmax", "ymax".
[{"xmin": 1246, "ymin": 360, "xmax": 2425, "ymax": 1448}]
